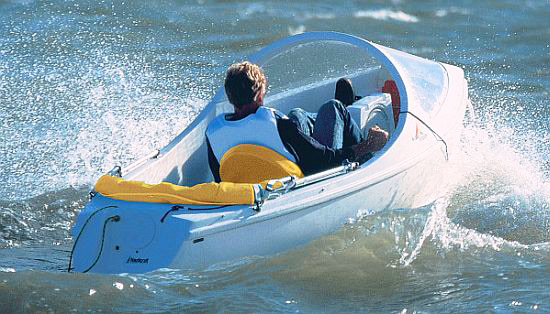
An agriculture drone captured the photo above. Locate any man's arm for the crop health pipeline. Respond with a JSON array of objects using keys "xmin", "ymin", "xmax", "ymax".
[
  {"xmin": 350, "ymin": 126, "xmax": 388, "ymax": 163},
  {"xmin": 277, "ymin": 118, "xmax": 388, "ymax": 175},
  {"xmin": 277, "ymin": 118, "xmax": 357, "ymax": 175},
  {"xmin": 206, "ymin": 137, "xmax": 222, "ymax": 183}
]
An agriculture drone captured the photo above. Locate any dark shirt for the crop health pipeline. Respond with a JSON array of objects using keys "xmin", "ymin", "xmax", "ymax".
[{"xmin": 206, "ymin": 114, "xmax": 357, "ymax": 182}]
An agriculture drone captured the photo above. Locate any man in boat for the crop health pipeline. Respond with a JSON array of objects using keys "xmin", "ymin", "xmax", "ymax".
[{"xmin": 206, "ymin": 61, "xmax": 388, "ymax": 183}]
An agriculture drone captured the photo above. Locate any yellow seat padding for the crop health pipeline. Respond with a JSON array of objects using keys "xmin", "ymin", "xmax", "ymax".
[
  {"xmin": 95, "ymin": 175, "xmax": 255, "ymax": 205},
  {"xmin": 219, "ymin": 144, "xmax": 304, "ymax": 184}
]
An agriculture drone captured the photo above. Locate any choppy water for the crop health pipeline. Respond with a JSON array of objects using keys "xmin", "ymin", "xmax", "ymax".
[{"xmin": 1, "ymin": 0, "xmax": 549, "ymax": 312}]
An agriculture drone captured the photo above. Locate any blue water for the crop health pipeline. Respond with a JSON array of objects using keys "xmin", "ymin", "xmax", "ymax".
[{"xmin": 1, "ymin": 0, "xmax": 549, "ymax": 312}]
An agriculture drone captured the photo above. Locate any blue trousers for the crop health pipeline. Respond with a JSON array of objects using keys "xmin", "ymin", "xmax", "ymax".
[{"xmin": 288, "ymin": 99, "xmax": 363, "ymax": 149}]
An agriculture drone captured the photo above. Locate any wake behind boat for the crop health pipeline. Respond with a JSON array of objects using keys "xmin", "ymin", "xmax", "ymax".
[{"xmin": 69, "ymin": 32, "xmax": 469, "ymax": 274}]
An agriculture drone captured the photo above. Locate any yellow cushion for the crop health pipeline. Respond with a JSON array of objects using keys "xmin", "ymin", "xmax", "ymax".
[
  {"xmin": 95, "ymin": 175, "xmax": 255, "ymax": 205},
  {"xmin": 219, "ymin": 144, "xmax": 304, "ymax": 184}
]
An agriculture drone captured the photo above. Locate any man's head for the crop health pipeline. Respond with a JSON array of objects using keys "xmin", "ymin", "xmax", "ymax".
[{"xmin": 224, "ymin": 61, "xmax": 266, "ymax": 109}]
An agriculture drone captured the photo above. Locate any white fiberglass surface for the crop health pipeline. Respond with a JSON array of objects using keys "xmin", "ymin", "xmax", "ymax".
[{"xmin": 373, "ymin": 43, "xmax": 449, "ymax": 116}]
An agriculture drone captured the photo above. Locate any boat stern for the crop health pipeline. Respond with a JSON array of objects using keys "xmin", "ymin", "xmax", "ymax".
[{"xmin": 69, "ymin": 195, "xmax": 189, "ymax": 273}]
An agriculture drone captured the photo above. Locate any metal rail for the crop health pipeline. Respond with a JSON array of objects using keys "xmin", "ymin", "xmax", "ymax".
[
  {"xmin": 295, "ymin": 160, "xmax": 358, "ymax": 188},
  {"xmin": 255, "ymin": 160, "xmax": 359, "ymax": 210}
]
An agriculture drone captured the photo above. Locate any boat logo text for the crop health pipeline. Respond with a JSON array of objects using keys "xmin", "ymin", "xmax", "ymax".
[{"xmin": 126, "ymin": 257, "xmax": 149, "ymax": 264}]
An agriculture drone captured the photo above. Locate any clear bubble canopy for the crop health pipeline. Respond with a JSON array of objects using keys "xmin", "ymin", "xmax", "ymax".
[{"xmin": 219, "ymin": 31, "xmax": 450, "ymax": 117}]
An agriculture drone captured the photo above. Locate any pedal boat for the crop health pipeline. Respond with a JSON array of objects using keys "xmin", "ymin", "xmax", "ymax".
[{"xmin": 69, "ymin": 32, "xmax": 469, "ymax": 274}]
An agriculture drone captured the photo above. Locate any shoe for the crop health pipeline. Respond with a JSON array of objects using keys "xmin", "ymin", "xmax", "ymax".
[{"xmin": 335, "ymin": 78, "xmax": 360, "ymax": 106}]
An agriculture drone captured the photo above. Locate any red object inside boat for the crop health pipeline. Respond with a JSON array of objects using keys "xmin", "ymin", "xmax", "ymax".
[{"xmin": 382, "ymin": 80, "xmax": 400, "ymax": 126}]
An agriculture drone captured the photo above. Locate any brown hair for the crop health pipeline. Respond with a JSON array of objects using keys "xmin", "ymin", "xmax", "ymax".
[{"xmin": 224, "ymin": 61, "xmax": 267, "ymax": 108}]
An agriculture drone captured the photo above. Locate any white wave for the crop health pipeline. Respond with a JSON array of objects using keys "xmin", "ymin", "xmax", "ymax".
[
  {"xmin": 453, "ymin": 116, "xmax": 550, "ymax": 202},
  {"xmin": 395, "ymin": 104, "xmax": 550, "ymax": 265},
  {"xmin": 435, "ymin": 9, "xmax": 448, "ymax": 17},
  {"xmin": 302, "ymin": 12, "xmax": 336, "ymax": 20},
  {"xmin": 399, "ymin": 197, "xmax": 529, "ymax": 267},
  {"xmin": 288, "ymin": 25, "xmax": 306, "ymax": 36},
  {"xmin": 354, "ymin": 9, "xmax": 419, "ymax": 23},
  {"xmin": 435, "ymin": 7, "xmax": 471, "ymax": 18}
]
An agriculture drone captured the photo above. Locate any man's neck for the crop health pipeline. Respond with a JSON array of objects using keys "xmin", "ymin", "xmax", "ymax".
[{"xmin": 228, "ymin": 102, "xmax": 261, "ymax": 120}]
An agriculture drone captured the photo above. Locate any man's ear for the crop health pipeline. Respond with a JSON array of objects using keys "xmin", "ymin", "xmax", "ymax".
[{"xmin": 256, "ymin": 92, "xmax": 264, "ymax": 104}]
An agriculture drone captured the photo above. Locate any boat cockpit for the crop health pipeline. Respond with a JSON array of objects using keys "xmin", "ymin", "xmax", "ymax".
[{"xmin": 121, "ymin": 34, "xmax": 408, "ymax": 190}]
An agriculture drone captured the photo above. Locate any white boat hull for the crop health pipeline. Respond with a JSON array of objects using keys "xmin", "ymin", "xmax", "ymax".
[
  {"xmin": 70, "ymin": 107, "xmax": 464, "ymax": 273},
  {"xmin": 70, "ymin": 32, "xmax": 469, "ymax": 273}
]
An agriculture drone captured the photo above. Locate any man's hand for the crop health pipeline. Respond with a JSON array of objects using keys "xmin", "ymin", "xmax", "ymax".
[
  {"xmin": 366, "ymin": 126, "xmax": 388, "ymax": 152},
  {"xmin": 351, "ymin": 126, "xmax": 389, "ymax": 163}
]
